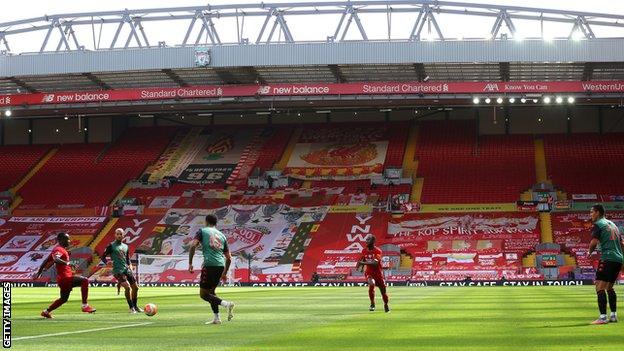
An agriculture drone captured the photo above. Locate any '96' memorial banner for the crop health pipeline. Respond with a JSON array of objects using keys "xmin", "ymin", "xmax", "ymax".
[{"xmin": 2, "ymin": 81, "xmax": 624, "ymax": 107}]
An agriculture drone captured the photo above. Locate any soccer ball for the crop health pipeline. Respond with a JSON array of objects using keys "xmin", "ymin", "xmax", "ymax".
[{"xmin": 144, "ymin": 303, "xmax": 157, "ymax": 317}]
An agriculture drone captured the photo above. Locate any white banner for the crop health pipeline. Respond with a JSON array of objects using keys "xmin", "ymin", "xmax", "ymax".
[
  {"xmin": 0, "ymin": 235, "xmax": 41, "ymax": 252},
  {"xmin": 0, "ymin": 251, "xmax": 48, "ymax": 272},
  {"xmin": 148, "ymin": 196, "xmax": 180, "ymax": 209},
  {"xmin": 572, "ymin": 194, "xmax": 598, "ymax": 200}
]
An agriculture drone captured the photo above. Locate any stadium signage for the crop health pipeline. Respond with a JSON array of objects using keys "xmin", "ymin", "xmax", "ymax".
[
  {"xmin": 3, "ymin": 80, "xmax": 624, "ymax": 107},
  {"xmin": 11, "ymin": 280, "xmax": 592, "ymax": 287}
]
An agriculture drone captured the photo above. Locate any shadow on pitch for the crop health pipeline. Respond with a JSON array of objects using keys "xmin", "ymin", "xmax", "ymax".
[{"xmin": 529, "ymin": 322, "xmax": 593, "ymax": 328}]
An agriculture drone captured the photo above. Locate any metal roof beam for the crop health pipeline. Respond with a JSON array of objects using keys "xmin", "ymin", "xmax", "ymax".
[
  {"xmin": 4, "ymin": 9, "xmax": 624, "ymax": 34},
  {"xmin": 409, "ymin": 5, "xmax": 443, "ymax": 41},
  {"xmin": 3, "ymin": 2, "xmax": 623, "ymax": 24},
  {"xmin": 569, "ymin": 16, "xmax": 596, "ymax": 40},
  {"xmin": 331, "ymin": 5, "xmax": 369, "ymax": 41},
  {"xmin": 135, "ymin": 18, "xmax": 151, "ymax": 47},
  {"xmin": 490, "ymin": 10, "xmax": 516, "ymax": 39},
  {"xmin": 256, "ymin": 8, "xmax": 295, "ymax": 44},
  {"xmin": 275, "ymin": 11, "xmax": 294, "ymax": 43},
  {"xmin": 39, "ymin": 19, "xmax": 56, "ymax": 52},
  {"xmin": 195, "ymin": 13, "xmax": 222, "ymax": 45},
  {"xmin": 54, "ymin": 23, "xmax": 71, "ymax": 51},
  {"xmin": 109, "ymin": 20, "xmax": 125, "ymax": 49},
  {"xmin": 181, "ymin": 13, "xmax": 199, "ymax": 46},
  {"xmin": 0, "ymin": 33, "xmax": 10, "ymax": 52},
  {"xmin": 124, "ymin": 15, "xmax": 145, "ymax": 48},
  {"xmin": 7, "ymin": 2, "xmax": 624, "ymax": 52}
]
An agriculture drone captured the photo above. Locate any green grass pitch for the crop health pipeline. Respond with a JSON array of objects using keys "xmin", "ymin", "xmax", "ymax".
[{"xmin": 8, "ymin": 286, "xmax": 623, "ymax": 350}]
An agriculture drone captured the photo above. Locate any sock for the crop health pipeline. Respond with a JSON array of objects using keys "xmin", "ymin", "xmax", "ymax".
[
  {"xmin": 220, "ymin": 300, "xmax": 230, "ymax": 308},
  {"xmin": 368, "ymin": 285, "xmax": 375, "ymax": 305},
  {"xmin": 201, "ymin": 290, "xmax": 222, "ymax": 313},
  {"xmin": 126, "ymin": 298, "xmax": 134, "ymax": 309},
  {"xmin": 47, "ymin": 299, "xmax": 65, "ymax": 312},
  {"xmin": 81, "ymin": 303, "xmax": 88, "ymax": 308},
  {"xmin": 381, "ymin": 291, "xmax": 389, "ymax": 305},
  {"xmin": 132, "ymin": 298, "xmax": 138, "ymax": 309},
  {"xmin": 597, "ymin": 290, "xmax": 608, "ymax": 316},
  {"xmin": 80, "ymin": 279, "xmax": 89, "ymax": 304},
  {"xmin": 214, "ymin": 313, "xmax": 220, "ymax": 320},
  {"xmin": 607, "ymin": 289, "xmax": 617, "ymax": 313},
  {"xmin": 611, "ymin": 312, "xmax": 617, "ymax": 318}
]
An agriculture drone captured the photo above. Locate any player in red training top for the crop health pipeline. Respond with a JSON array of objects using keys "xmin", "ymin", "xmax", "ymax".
[
  {"xmin": 34, "ymin": 232, "xmax": 96, "ymax": 318},
  {"xmin": 356, "ymin": 235, "xmax": 390, "ymax": 313}
]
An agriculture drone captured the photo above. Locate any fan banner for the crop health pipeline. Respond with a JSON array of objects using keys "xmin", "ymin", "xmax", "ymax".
[
  {"xmin": 284, "ymin": 126, "xmax": 389, "ymax": 180},
  {"xmin": 136, "ymin": 254, "xmax": 204, "ymax": 283},
  {"xmin": 0, "ymin": 217, "xmax": 106, "ymax": 251},
  {"xmin": 145, "ymin": 128, "xmax": 258, "ymax": 184},
  {"xmin": 92, "ymin": 206, "xmax": 328, "ymax": 283},
  {"xmin": 94, "ymin": 216, "xmax": 163, "ymax": 256},
  {"xmin": 305, "ymin": 212, "xmax": 541, "ymax": 281},
  {"xmin": 552, "ymin": 212, "xmax": 624, "ymax": 269},
  {"xmin": 0, "ymin": 251, "xmax": 49, "ymax": 273},
  {"xmin": 387, "ymin": 213, "xmax": 540, "ymax": 238}
]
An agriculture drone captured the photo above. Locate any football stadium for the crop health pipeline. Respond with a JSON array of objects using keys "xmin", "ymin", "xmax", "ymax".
[{"xmin": 1, "ymin": 0, "xmax": 624, "ymax": 350}]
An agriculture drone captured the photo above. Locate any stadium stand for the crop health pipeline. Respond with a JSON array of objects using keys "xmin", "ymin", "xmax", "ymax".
[
  {"xmin": 416, "ymin": 121, "xmax": 535, "ymax": 203},
  {"xmin": 253, "ymin": 127, "xmax": 293, "ymax": 172},
  {"xmin": 16, "ymin": 127, "xmax": 176, "ymax": 210},
  {"xmin": 0, "ymin": 145, "xmax": 51, "ymax": 191},
  {"xmin": 0, "ymin": 123, "xmax": 620, "ymax": 284},
  {"xmin": 544, "ymin": 133, "xmax": 624, "ymax": 195}
]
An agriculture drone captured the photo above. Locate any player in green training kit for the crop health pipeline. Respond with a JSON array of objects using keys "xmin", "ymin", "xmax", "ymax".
[
  {"xmin": 188, "ymin": 214, "xmax": 235, "ymax": 325},
  {"xmin": 588, "ymin": 204, "xmax": 624, "ymax": 325},
  {"xmin": 100, "ymin": 228, "xmax": 142, "ymax": 313}
]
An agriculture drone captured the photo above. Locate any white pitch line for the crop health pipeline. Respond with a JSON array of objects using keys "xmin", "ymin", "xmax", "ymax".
[{"xmin": 13, "ymin": 322, "xmax": 154, "ymax": 341}]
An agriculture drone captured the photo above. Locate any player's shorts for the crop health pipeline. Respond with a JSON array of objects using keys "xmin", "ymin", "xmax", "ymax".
[
  {"xmin": 200, "ymin": 266, "xmax": 224, "ymax": 289},
  {"xmin": 595, "ymin": 260, "xmax": 623, "ymax": 283},
  {"xmin": 57, "ymin": 276, "xmax": 75, "ymax": 294},
  {"xmin": 365, "ymin": 273, "xmax": 386, "ymax": 287},
  {"xmin": 57, "ymin": 275, "xmax": 88, "ymax": 297},
  {"xmin": 113, "ymin": 270, "xmax": 136, "ymax": 285}
]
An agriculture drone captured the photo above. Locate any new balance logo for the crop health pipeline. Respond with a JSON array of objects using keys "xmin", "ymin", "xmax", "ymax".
[
  {"xmin": 256, "ymin": 86, "xmax": 270, "ymax": 95},
  {"xmin": 42, "ymin": 94, "xmax": 55, "ymax": 103}
]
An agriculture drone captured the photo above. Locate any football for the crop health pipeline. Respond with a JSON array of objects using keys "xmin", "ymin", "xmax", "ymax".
[{"xmin": 144, "ymin": 303, "xmax": 158, "ymax": 317}]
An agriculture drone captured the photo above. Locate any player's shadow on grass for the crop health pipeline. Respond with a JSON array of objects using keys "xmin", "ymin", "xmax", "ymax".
[{"xmin": 530, "ymin": 322, "xmax": 591, "ymax": 328}]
